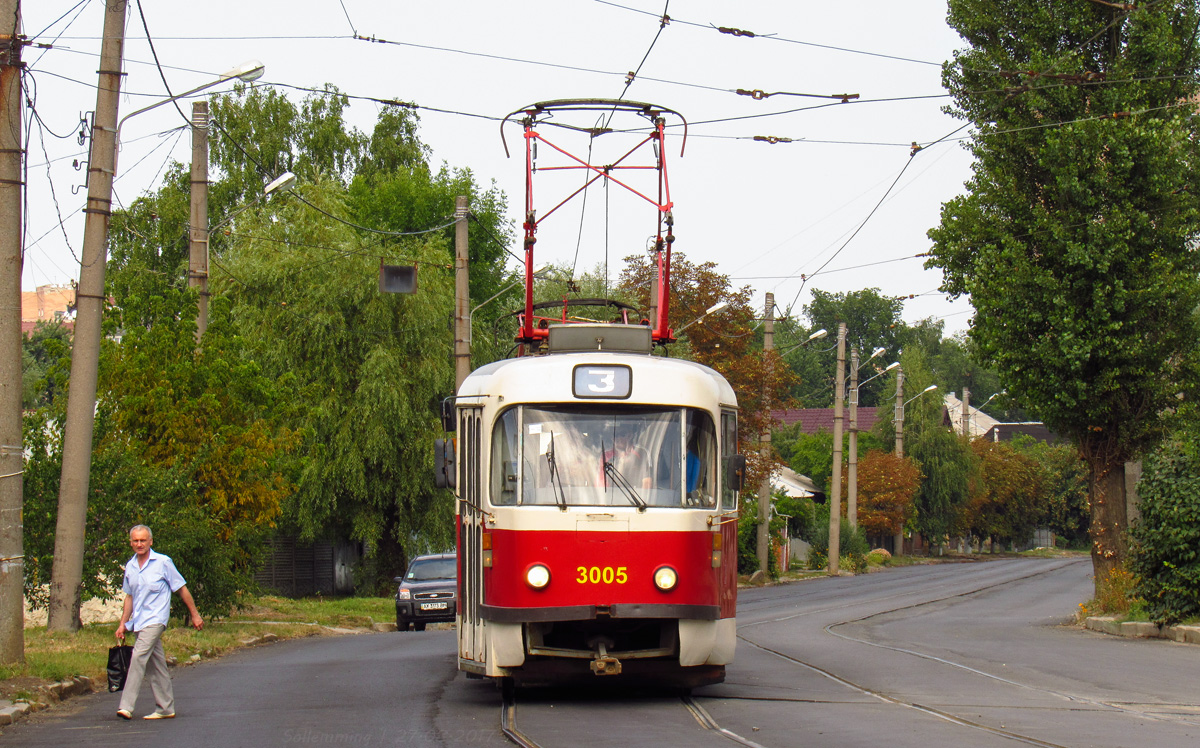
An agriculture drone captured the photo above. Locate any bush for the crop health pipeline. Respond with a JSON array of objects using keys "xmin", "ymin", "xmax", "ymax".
[
  {"xmin": 1129, "ymin": 439, "xmax": 1200, "ymax": 625},
  {"xmin": 806, "ymin": 502, "xmax": 870, "ymax": 572}
]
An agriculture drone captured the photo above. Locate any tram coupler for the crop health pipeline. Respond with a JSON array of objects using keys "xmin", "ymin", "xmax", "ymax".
[{"xmin": 588, "ymin": 638, "xmax": 622, "ymax": 676}]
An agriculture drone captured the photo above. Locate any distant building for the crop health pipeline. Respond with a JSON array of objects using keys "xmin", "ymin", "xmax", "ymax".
[
  {"xmin": 21, "ymin": 284, "xmax": 75, "ymax": 336},
  {"xmin": 772, "ymin": 406, "xmax": 881, "ymax": 435}
]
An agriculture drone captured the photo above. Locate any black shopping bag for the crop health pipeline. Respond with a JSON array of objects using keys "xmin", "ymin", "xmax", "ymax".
[{"xmin": 107, "ymin": 645, "xmax": 133, "ymax": 692}]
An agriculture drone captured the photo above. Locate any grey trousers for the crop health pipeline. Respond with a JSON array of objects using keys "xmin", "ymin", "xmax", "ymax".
[{"xmin": 118, "ymin": 623, "xmax": 174, "ymax": 715}]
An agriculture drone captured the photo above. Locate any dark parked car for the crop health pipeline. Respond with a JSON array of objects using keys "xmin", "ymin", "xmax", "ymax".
[{"xmin": 394, "ymin": 553, "xmax": 457, "ymax": 631}]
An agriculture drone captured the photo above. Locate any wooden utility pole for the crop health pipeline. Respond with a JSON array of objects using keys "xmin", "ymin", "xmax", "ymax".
[
  {"xmin": 47, "ymin": 0, "xmax": 127, "ymax": 632},
  {"xmin": 893, "ymin": 368, "xmax": 904, "ymax": 555},
  {"xmin": 0, "ymin": 0, "xmax": 26, "ymax": 664},
  {"xmin": 454, "ymin": 196, "xmax": 470, "ymax": 390},
  {"xmin": 757, "ymin": 293, "xmax": 774, "ymax": 575},
  {"xmin": 189, "ymin": 101, "xmax": 209, "ymax": 342},
  {"xmin": 828, "ymin": 323, "xmax": 846, "ymax": 575},
  {"xmin": 847, "ymin": 349, "xmax": 859, "ymax": 530}
]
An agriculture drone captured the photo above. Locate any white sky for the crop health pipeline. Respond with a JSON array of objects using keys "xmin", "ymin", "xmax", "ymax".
[{"xmin": 20, "ymin": 0, "xmax": 977, "ymax": 334}]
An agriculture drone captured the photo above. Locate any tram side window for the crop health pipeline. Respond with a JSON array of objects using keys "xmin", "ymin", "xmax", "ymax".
[
  {"xmin": 684, "ymin": 409, "xmax": 717, "ymax": 507},
  {"xmin": 720, "ymin": 410, "xmax": 738, "ymax": 510},
  {"xmin": 491, "ymin": 408, "xmax": 519, "ymax": 506}
]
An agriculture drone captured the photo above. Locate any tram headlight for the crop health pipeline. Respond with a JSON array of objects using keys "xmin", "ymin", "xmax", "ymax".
[
  {"xmin": 653, "ymin": 565, "xmax": 678, "ymax": 591},
  {"xmin": 525, "ymin": 564, "xmax": 551, "ymax": 589}
]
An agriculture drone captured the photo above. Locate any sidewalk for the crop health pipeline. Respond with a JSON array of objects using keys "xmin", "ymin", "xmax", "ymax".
[{"xmin": 1084, "ymin": 616, "xmax": 1200, "ymax": 644}]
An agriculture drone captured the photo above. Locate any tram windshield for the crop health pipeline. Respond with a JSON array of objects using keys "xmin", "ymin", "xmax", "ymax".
[{"xmin": 490, "ymin": 406, "xmax": 718, "ymax": 508}]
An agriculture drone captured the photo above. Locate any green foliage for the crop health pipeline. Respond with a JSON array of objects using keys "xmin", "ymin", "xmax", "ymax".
[
  {"xmin": 20, "ymin": 321, "xmax": 72, "ymax": 409},
  {"xmin": 736, "ymin": 501, "xmax": 784, "ymax": 577},
  {"xmin": 962, "ymin": 439, "xmax": 1045, "ymax": 547},
  {"xmin": 774, "ymin": 493, "xmax": 816, "ymax": 540},
  {"xmin": 1129, "ymin": 438, "xmax": 1200, "ymax": 625},
  {"xmin": 219, "ymin": 176, "xmax": 456, "ymax": 588},
  {"xmin": 929, "ymin": 1, "xmax": 1200, "ymax": 576},
  {"xmin": 777, "ymin": 427, "xmax": 834, "ymax": 493},
  {"xmin": 795, "ymin": 288, "xmax": 904, "ymax": 408},
  {"xmin": 1008, "ymin": 436, "xmax": 1089, "ymax": 547},
  {"xmin": 805, "ymin": 501, "xmax": 870, "ymax": 572},
  {"xmin": 22, "ymin": 289, "xmax": 295, "ymax": 618}
]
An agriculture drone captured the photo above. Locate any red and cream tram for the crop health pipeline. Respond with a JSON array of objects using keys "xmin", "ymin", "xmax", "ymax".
[
  {"xmin": 443, "ymin": 100, "xmax": 743, "ymax": 687},
  {"xmin": 451, "ymin": 324, "xmax": 743, "ymax": 687}
]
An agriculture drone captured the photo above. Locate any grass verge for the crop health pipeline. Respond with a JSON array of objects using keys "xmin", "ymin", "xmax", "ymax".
[{"xmin": 1, "ymin": 596, "xmax": 395, "ymax": 700}]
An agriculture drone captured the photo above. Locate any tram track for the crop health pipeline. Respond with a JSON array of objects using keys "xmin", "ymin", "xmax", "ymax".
[
  {"xmin": 494, "ymin": 558, "xmax": 1196, "ymax": 747},
  {"xmin": 725, "ymin": 556, "xmax": 1198, "ymax": 747}
]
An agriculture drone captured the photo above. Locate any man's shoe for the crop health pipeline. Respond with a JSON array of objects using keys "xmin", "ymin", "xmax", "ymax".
[
  {"xmin": 143, "ymin": 711, "xmax": 175, "ymax": 720},
  {"xmin": 116, "ymin": 709, "xmax": 132, "ymax": 720}
]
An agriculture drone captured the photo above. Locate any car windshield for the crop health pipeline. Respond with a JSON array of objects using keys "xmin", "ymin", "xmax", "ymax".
[{"xmin": 406, "ymin": 557, "xmax": 456, "ymax": 581}]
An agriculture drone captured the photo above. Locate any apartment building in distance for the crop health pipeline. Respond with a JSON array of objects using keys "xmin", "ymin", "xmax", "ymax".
[{"xmin": 20, "ymin": 284, "xmax": 75, "ymax": 336}]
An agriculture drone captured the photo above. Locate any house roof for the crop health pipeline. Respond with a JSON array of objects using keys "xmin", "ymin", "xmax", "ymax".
[
  {"xmin": 772, "ymin": 466, "xmax": 818, "ymax": 498},
  {"xmin": 771, "ymin": 407, "xmax": 880, "ymax": 435}
]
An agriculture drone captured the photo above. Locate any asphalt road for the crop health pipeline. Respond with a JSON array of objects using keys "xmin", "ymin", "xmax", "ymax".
[{"xmin": 4, "ymin": 557, "xmax": 1197, "ymax": 747}]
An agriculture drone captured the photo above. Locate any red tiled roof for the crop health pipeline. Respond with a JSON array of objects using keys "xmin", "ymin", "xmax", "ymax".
[{"xmin": 771, "ymin": 407, "xmax": 881, "ymax": 435}]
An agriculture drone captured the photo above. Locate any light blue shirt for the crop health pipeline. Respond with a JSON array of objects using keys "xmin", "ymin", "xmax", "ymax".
[{"xmin": 122, "ymin": 549, "xmax": 186, "ymax": 632}]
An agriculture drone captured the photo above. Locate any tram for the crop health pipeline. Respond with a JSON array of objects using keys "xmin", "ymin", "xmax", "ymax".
[{"xmin": 442, "ymin": 101, "xmax": 745, "ymax": 688}]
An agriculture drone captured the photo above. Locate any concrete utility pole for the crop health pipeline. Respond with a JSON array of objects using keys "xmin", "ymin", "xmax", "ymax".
[
  {"xmin": 757, "ymin": 293, "xmax": 774, "ymax": 575},
  {"xmin": 453, "ymin": 196, "xmax": 470, "ymax": 390},
  {"xmin": 847, "ymin": 349, "xmax": 859, "ymax": 530},
  {"xmin": 0, "ymin": 0, "xmax": 26, "ymax": 664},
  {"xmin": 47, "ymin": 0, "xmax": 127, "ymax": 633},
  {"xmin": 828, "ymin": 322, "xmax": 846, "ymax": 575},
  {"xmin": 188, "ymin": 101, "xmax": 209, "ymax": 342},
  {"xmin": 961, "ymin": 386, "xmax": 971, "ymax": 438},
  {"xmin": 893, "ymin": 368, "xmax": 904, "ymax": 556}
]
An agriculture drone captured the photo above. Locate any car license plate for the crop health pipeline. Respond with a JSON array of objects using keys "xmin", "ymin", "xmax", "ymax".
[{"xmin": 420, "ymin": 602, "xmax": 448, "ymax": 611}]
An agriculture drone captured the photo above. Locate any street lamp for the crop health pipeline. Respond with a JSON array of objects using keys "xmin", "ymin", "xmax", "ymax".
[
  {"xmin": 209, "ymin": 171, "xmax": 297, "ymax": 234},
  {"xmin": 778, "ymin": 327, "xmax": 828, "ymax": 356},
  {"xmin": 115, "ymin": 60, "xmax": 265, "ymax": 173},
  {"xmin": 905, "ymin": 384, "xmax": 939, "ymax": 407},
  {"xmin": 676, "ymin": 300, "xmax": 730, "ymax": 334},
  {"xmin": 848, "ymin": 361, "xmax": 900, "ymax": 405}
]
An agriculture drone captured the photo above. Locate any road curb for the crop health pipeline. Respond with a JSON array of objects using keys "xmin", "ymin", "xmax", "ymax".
[
  {"xmin": 0, "ymin": 675, "xmax": 94, "ymax": 726},
  {"xmin": 1085, "ymin": 616, "xmax": 1200, "ymax": 644}
]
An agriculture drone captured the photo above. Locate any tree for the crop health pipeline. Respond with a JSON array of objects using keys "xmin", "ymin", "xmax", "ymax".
[
  {"xmin": 22, "ymin": 290, "xmax": 293, "ymax": 617},
  {"xmin": 799, "ymin": 288, "xmax": 905, "ymax": 408},
  {"xmin": 853, "ymin": 450, "xmax": 922, "ymax": 540},
  {"xmin": 617, "ymin": 252, "xmax": 798, "ymax": 495},
  {"xmin": 876, "ymin": 348, "xmax": 976, "ymax": 547},
  {"xmin": 1009, "ymin": 436, "xmax": 1089, "ymax": 548},
  {"xmin": 21, "ymin": 321, "xmax": 72, "ymax": 409},
  {"xmin": 961, "ymin": 439, "xmax": 1045, "ymax": 549},
  {"xmin": 928, "ymin": 1, "xmax": 1200, "ymax": 590},
  {"xmin": 219, "ymin": 175, "xmax": 457, "ymax": 589}
]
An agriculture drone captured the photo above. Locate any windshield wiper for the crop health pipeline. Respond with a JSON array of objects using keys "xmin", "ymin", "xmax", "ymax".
[
  {"xmin": 546, "ymin": 431, "xmax": 568, "ymax": 511},
  {"xmin": 601, "ymin": 440, "xmax": 647, "ymax": 511}
]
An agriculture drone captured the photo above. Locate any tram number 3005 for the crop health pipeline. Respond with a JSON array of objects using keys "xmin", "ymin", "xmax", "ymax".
[{"xmin": 575, "ymin": 566, "xmax": 628, "ymax": 585}]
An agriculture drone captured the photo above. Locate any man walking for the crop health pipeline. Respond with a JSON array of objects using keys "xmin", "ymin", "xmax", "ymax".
[{"xmin": 114, "ymin": 525, "xmax": 203, "ymax": 720}]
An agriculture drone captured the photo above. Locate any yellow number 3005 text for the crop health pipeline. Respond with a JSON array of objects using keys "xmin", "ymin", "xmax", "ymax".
[{"xmin": 575, "ymin": 566, "xmax": 628, "ymax": 584}]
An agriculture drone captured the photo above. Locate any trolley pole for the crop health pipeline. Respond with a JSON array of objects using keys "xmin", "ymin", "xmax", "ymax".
[
  {"xmin": 847, "ymin": 349, "xmax": 858, "ymax": 530},
  {"xmin": 454, "ymin": 196, "xmax": 470, "ymax": 390},
  {"xmin": 47, "ymin": 0, "xmax": 127, "ymax": 633},
  {"xmin": 0, "ymin": 0, "xmax": 26, "ymax": 664},
  {"xmin": 188, "ymin": 101, "xmax": 209, "ymax": 342},
  {"xmin": 828, "ymin": 322, "xmax": 846, "ymax": 575},
  {"xmin": 756, "ymin": 293, "xmax": 774, "ymax": 576},
  {"xmin": 893, "ymin": 368, "xmax": 905, "ymax": 555}
]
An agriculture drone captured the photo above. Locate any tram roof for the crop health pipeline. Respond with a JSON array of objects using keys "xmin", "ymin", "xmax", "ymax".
[{"xmin": 459, "ymin": 350, "xmax": 738, "ymax": 409}]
